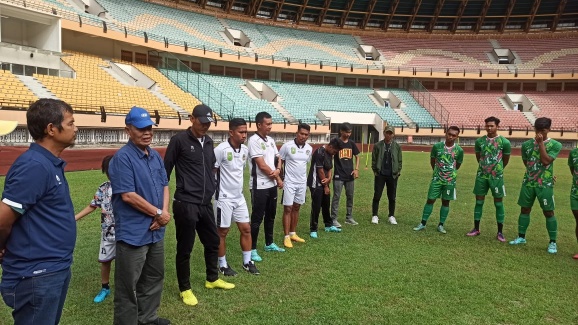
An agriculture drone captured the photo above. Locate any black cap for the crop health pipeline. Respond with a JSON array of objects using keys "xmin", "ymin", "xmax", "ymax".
[{"xmin": 192, "ymin": 104, "xmax": 214, "ymax": 123}]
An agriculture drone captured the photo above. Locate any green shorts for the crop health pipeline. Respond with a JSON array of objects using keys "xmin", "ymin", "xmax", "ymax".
[
  {"xmin": 571, "ymin": 189, "xmax": 578, "ymax": 211},
  {"xmin": 517, "ymin": 185, "xmax": 555, "ymax": 211},
  {"xmin": 473, "ymin": 177, "xmax": 506, "ymax": 198},
  {"xmin": 427, "ymin": 182, "xmax": 456, "ymax": 201}
]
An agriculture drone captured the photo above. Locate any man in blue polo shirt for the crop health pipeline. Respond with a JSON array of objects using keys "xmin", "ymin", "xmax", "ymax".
[
  {"xmin": 109, "ymin": 107, "xmax": 171, "ymax": 325},
  {"xmin": 0, "ymin": 99, "xmax": 77, "ymax": 325}
]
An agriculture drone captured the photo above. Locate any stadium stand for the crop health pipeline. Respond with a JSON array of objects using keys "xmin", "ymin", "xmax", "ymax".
[
  {"xmin": 388, "ymin": 90, "xmax": 440, "ymax": 127},
  {"xmin": 427, "ymin": 91, "xmax": 532, "ymax": 128},
  {"xmin": 524, "ymin": 92, "xmax": 578, "ymax": 130},
  {"xmin": 35, "ymin": 53, "xmax": 178, "ymax": 117},
  {"xmin": 0, "ymin": 70, "xmax": 38, "ymax": 106},
  {"xmin": 498, "ymin": 37, "xmax": 578, "ymax": 66},
  {"xmin": 265, "ymin": 81, "xmax": 405, "ymax": 126}
]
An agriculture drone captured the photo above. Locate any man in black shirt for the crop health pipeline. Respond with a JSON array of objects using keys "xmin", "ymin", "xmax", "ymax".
[
  {"xmin": 371, "ymin": 125, "xmax": 403, "ymax": 225},
  {"xmin": 308, "ymin": 138, "xmax": 343, "ymax": 238},
  {"xmin": 330, "ymin": 123, "xmax": 360, "ymax": 227}
]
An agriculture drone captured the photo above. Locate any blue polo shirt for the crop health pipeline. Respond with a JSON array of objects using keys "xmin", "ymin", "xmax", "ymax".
[
  {"xmin": 109, "ymin": 140, "xmax": 168, "ymax": 246},
  {"xmin": 1, "ymin": 143, "xmax": 76, "ymax": 289}
]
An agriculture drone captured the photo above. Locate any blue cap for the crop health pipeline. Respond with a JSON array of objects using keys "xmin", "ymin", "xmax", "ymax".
[{"xmin": 125, "ymin": 106, "xmax": 155, "ymax": 128}]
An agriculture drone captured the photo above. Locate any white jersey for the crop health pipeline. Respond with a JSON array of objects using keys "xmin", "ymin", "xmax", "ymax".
[
  {"xmin": 279, "ymin": 140, "xmax": 312, "ymax": 185},
  {"xmin": 248, "ymin": 133, "xmax": 278, "ymax": 189},
  {"xmin": 214, "ymin": 140, "xmax": 249, "ymax": 200}
]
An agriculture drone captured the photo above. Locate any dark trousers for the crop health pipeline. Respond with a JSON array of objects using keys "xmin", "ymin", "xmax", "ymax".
[
  {"xmin": 1, "ymin": 267, "xmax": 71, "ymax": 325},
  {"xmin": 114, "ymin": 240, "xmax": 164, "ymax": 325},
  {"xmin": 173, "ymin": 200, "xmax": 219, "ymax": 291},
  {"xmin": 310, "ymin": 186, "xmax": 332, "ymax": 231},
  {"xmin": 250, "ymin": 187, "xmax": 278, "ymax": 248},
  {"xmin": 372, "ymin": 175, "xmax": 398, "ymax": 217}
]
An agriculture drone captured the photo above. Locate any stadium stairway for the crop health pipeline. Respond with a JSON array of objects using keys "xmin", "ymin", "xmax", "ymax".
[
  {"xmin": 17, "ymin": 75, "xmax": 59, "ymax": 100},
  {"xmin": 149, "ymin": 88, "xmax": 189, "ymax": 118}
]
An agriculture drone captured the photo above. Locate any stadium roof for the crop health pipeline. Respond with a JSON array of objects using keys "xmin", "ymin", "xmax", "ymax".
[{"xmin": 173, "ymin": 0, "xmax": 578, "ymax": 34}]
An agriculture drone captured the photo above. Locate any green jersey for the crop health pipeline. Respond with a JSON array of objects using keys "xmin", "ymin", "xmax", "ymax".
[
  {"xmin": 475, "ymin": 135, "xmax": 511, "ymax": 180},
  {"xmin": 521, "ymin": 138, "xmax": 562, "ymax": 188},
  {"xmin": 430, "ymin": 142, "xmax": 464, "ymax": 186},
  {"xmin": 569, "ymin": 148, "xmax": 578, "ymax": 194}
]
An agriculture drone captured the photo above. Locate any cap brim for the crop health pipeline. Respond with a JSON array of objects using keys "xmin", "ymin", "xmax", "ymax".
[
  {"xmin": 0, "ymin": 120, "xmax": 18, "ymax": 136},
  {"xmin": 131, "ymin": 120, "xmax": 156, "ymax": 129},
  {"xmin": 198, "ymin": 117, "xmax": 214, "ymax": 123}
]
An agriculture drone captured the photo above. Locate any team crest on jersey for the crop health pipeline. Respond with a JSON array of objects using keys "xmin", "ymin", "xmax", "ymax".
[
  {"xmin": 227, "ymin": 152, "xmax": 233, "ymax": 161},
  {"xmin": 291, "ymin": 147, "xmax": 296, "ymax": 154},
  {"xmin": 190, "ymin": 145, "xmax": 195, "ymax": 152},
  {"xmin": 242, "ymin": 154, "xmax": 246, "ymax": 161},
  {"xmin": 306, "ymin": 150, "xmax": 310, "ymax": 155},
  {"xmin": 261, "ymin": 143, "xmax": 266, "ymax": 150},
  {"xmin": 270, "ymin": 143, "xmax": 274, "ymax": 148}
]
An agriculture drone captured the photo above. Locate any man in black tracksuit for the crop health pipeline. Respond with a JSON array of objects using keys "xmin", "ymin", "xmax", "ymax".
[{"xmin": 164, "ymin": 104, "xmax": 234, "ymax": 307}]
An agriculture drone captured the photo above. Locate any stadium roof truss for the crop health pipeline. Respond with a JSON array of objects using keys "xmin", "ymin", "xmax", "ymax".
[{"xmin": 176, "ymin": 0, "xmax": 578, "ymax": 33}]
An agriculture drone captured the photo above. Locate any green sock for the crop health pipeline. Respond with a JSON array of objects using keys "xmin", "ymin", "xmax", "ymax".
[
  {"xmin": 474, "ymin": 200, "xmax": 484, "ymax": 221},
  {"xmin": 546, "ymin": 216, "xmax": 557, "ymax": 241},
  {"xmin": 518, "ymin": 214, "xmax": 530, "ymax": 236},
  {"xmin": 494, "ymin": 201, "xmax": 505, "ymax": 224},
  {"xmin": 440, "ymin": 206, "xmax": 450, "ymax": 224},
  {"xmin": 422, "ymin": 203, "xmax": 434, "ymax": 222}
]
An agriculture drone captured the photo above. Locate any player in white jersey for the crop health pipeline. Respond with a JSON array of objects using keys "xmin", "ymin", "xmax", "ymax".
[
  {"xmin": 279, "ymin": 124, "xmax": 313, "ymax": 248},
  {"xmin": 248, "ymin": 112, "xmax": 285, "ymax": 262},
  {"xmin": 214, "ymin": 118, "xmax": 260, "ymax": 275}
]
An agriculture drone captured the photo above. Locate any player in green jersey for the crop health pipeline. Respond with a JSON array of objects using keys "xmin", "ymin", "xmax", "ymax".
[
  {"xmin": 414, "ymin": 126, "xmax": 464, "ymax": 234},
  {"xmin": 467, "ymin": 116, "xmax": 511, "ymax": 242},
  {"xmin": 510, "ymin": 117, "xmax": 562, "ymax": 254},
  {"xmin": 568, "ymin": 147, "xmax": 578, "ymax": 259}
]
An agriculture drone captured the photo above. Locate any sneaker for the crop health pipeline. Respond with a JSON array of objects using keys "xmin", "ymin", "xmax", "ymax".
[
  {"xmin": 290, "ymin": 234, "xmax": 306, "ymax": 243},
  {"xmin": 437, "ymin": 225, "xmax": 447, "ymax": 234},
  {"xmin": 93, "ymin": 288, "xmax": 110, "ymax": 303},
  {"xmin": 205, "ymin": 279, "xmax": 235, "ymax": 290},
  {"xmin": 179, "ymin": 289, "xmax": 198, "ymax": 306},
  {"xmin": 219, "ymin": 265, "xmax": 238, "ymax": 277},
  {"xmin": 413, "ymin": 224, "xmax": 426, "ymax": 231},
  {"xmin": 509, "ymin": 237, "xmax": 527, "ymax": 245},
  {"xmin": 325, "ymin": 226, "xmax": 342, "ymax": 233},
  {"xmin": 573, "ymin": 253, "xmax": 578, "ymax": 259},
  {"xmin": 547, "ymin": 242, "xmax": 557, "ymax": 254},
  {"xmin": 310, "ymin": 231, "xmax": 318, "ymax": 239},
  {"xmin": 466, "ymin": 229, "xmax": 481, "ymax": 237},
  {"xmin": 345, "ymin": 218, "xmax": 359, "ymax": 225},
  {"xmin": 251, "ymin": 249, "xmax": 262, "ymax": 262},
  {"xmin": 141, "ymin": 318, "xmax": 172, "ymax": 325},
  {"xmin": 388, "ymin": 216, "xmax": 398, "ymax": 225},
  {"xmin": 243, "ymin": 261, "xmax": 260, "ymax": 275},
  {"xmin": 496, "ymin": 233, "xmax": 506, "ymax": 242},
  {"xmin": 283, "ymin": 236, "xmax": 293, "ymax": 248},
  {"xmin": 332, "ymin": 220, "xmax": 342, "ymax": 228},
  {"xmin": 264, "ymin": 243, "xmax": 285, "ymax": 252},
  {"xmin": 371, "ymin": 216, "xmax": 379, "ymax": 224}
]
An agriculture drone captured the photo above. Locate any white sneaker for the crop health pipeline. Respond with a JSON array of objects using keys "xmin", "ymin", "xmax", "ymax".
[
  {"xmin": 388, "ymin": 216, "xmax": 398, "ymax": 225},
  {"xmin": 371, "ymin": 216, "xmax": 379, "ymax": 224}
]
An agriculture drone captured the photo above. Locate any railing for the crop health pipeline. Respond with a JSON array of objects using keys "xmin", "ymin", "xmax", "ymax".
[
  {"xmin": 2, "ymin": 0, "xmax": 577, "ymax": 78},
  {"xmin": 1, "ymin": 62, "xmax": 74, "ymax": 78},
  {"xmin": 406, "ymin": 79, "xmax": 451, "ymax": 127}
]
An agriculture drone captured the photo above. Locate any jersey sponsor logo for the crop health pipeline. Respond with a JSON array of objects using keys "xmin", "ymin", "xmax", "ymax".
[
  {"xmin": 190, "ymin": 145, "xmax": 195, "ymax": 152},
  {"xmin": 56, "ymin": 175, "xmax": 62, "ymax": 184},
  {"xmin": 261, "ymin": 143, "xmax": 266, "ymax": 150},
  {"xmin": 339, "ymin": 148, "xmax": 353, "ymax": 159},
  {"xmin": 227, "ymin": 152, "xmax": 233, "ymax": 161},
  {"xmin": 291, "ymin": 147, "xmax": 296, "ymax": 154}
]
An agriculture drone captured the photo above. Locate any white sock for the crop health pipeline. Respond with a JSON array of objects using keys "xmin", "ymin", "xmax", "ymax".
[
  {"xmin": 242, "ymin": 251, "xmax": 251, "ymax": 264},
  {"xmin": 218, "ymin": 256, "xmax": 227, "ymax": 268},
  {"xmin": 285, "ymin": 234, "xmax": 290, "ymax": 238},
  {"xmin": 289, "ymin": 232, "xmax": 296, "ymax": 236}
]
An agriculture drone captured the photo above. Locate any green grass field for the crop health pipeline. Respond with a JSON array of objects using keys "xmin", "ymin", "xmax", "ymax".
[{"xmin": 1, "ymin": 151, "xmax": 577, "ymax": 324}]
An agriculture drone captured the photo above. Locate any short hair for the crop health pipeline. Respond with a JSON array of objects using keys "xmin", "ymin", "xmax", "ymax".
[
  {"xmin": 297, "ymin": 123, "xmax": 310, "ymax": 132},
  {"xmin": 328, "ymin": 137, "xmax": 343, "ymax": 151},
  {"xmin": 101, "ymin": 155, "xmax": 113, "ymax": 175},
  {"xmin": 447, "ymin": 125, "xmax": 460, "ymax": 134},
  {"xmin": 229, "ymin": 118, "xmax": 246, "ymax": 130},
  {"xmin": 27, "ymin": 99, "xmax": 74, "ymax": 140},
  {"xmin": 484, "ymin": 116, "xmax": 501, "ymax": 126},
  {"xmin": 255, "ymin": 112, "xmax": 272, "ymax": 124},
  {"xmin": 534, "ymin": 117, "xmax": 552, "ymax": 130},
  {"xmin": 339, "ymin": 122, "xmax": 352, "ymax": 132}
]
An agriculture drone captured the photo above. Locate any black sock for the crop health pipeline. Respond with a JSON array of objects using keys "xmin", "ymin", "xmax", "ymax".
[
  {"xmin": 438, "ymin": 222, "xmax": 444, "ymax": 227},
  {"xmin": 497, "ymin": 223, "xmax": 503, "ymax": 234},
  {"xmin": 474, "ymin": 220, "xmax": 480, "ymax": 230},
  {"xmin": 102, "ymin": 283, "xmax": 110, "ymax": 290},
  {"xmin": 421, "ymin": 220, "xmax": 427, "ymax": 226},
  {"xmin": 518, "ymin": 233, "xmax": 525, "ymax": 239},
  {"xmin": 550, "ymin": 240, "xmax": 556, "ymax": 243}
]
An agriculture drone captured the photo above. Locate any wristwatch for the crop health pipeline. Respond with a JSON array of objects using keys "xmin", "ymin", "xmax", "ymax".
[{"xmin": 155, "ymin": 208, "xmax": 162, "ymax": 217}]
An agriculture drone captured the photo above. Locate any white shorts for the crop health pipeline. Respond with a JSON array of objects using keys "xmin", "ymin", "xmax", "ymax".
[
  {"xmin": 98, "ymin": 239, "xmax": 116, "ymax": 262},
  {"xmin": 282, "ymin": 183, "xmax": 307, "ymax": 206},
  {"xmin": 215, "ymin": 199, "xmax": 250, "ymax": 228}
]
